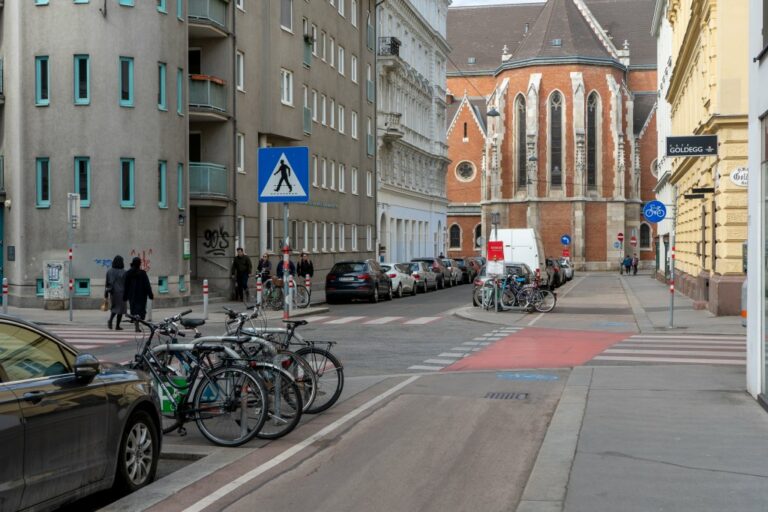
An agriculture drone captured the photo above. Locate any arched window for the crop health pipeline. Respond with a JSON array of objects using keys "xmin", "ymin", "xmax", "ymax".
[
  {"xmin": 474, "ymin": 224, "xmax": 482, "ymax": 248},
  {"xmin": 586, "ymin": 92, "xmax": 599, "ymax": 189},
  {"xmin": 449, "ymin": 224, "xmax": 461, "ymax": 249},
  {"xmin": 640, "ymin": 223, "xmax": 651, "ymax": 249},
  {"xmin": 516, "ymin": 95, "xmax": 527, "ymax": 189},
  {"xmin": 550, "ymin": 91, "xmax": 563, "ymax": 188}
]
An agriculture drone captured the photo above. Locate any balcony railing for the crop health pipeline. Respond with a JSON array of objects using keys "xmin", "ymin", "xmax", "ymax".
[
  {"xmin": 188, "ymin": 0, "xmax": 228, "ymax": 32},
  {"xmin": 382, "ymin": 112, "xmax": 403, "ymax": 141},
  {"xmin": 189, "ymin": 75, "xmax": 227, "ymax": 114},
  {"xmin": 378, "ymin": 37, "xmax": 401, "ymax": 57},
  {"xmin": 190, "ymin": 162, "xmax": 228, "ymax": 199},
  {"xmin": 303, "ymin": 107, "xmax": 312, "ymax": 134}
]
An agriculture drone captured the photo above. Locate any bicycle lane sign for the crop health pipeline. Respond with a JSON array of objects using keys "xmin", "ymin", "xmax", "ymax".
[{"xmin": 642, "ymin": 200, "xmax": 667, "ymax": 223}]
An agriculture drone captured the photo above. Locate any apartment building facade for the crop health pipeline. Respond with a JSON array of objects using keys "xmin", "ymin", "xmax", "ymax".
[
  {"xmin": 376, "ymin": 0, "xmax": 451, "ymax": 262},
  {"xmin": 1, "ymin": 0, "xmax": 377, "ymax": 306}
]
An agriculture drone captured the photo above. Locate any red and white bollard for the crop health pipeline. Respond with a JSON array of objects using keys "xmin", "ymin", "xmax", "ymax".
[
  {"xmin": 2, "ymin": 278, "xmax": 8, "ymax": 315},
  {"xmin": 256, "ymin": 277, "xmax": 263, "ymax": 306},
  {"xmin": 305, "ymin": 274, "xmax": 311, "ymax": 291},
  {"xmin": 202, "ymin": 279, "xmax": 209, "ymax": 319}
]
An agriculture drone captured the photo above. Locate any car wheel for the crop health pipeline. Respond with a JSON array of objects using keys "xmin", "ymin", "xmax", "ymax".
[
  {"xmin": 412, "ymin": 283, "xmax": 418, "ymax": 296},
  {"xmin": 387, "ymin": 285, "xmax": 394, "ymax": 301},
  {"xmin": 371, "ymin": 285, "xmax": 379, "ymax": 303},
  {"xmin": 397, "ymin": 284, "xmax": 403, "ymax": 298},
  {"xmin": 439, "ymin": 277, "xmax": 445, "ymax": 290},
  {"xmin": 114, "ymin": 410, "xmax": 159, "ymax": 493}
]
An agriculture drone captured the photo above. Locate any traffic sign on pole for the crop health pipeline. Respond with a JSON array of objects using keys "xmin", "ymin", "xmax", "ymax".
[
  {"xmin": 630, "ymin": 236, "xmax": 637, "ymax": 247},
  {"xmin": 562, "ymin": 248, "xmax": 570, "ymax": 258},
  {"xmin": 560, "ymin": 234, "xmax": 571, "ymax": 246},
  {"xmin": 643, "ymin": 200, "xmax": 667, "ymax": 223},
  {"xmin": 258, "ymin": 147, "xmax": 310, "ymax": 203},
  {"xmin": 617, "ymin": 232, "xmax": 624, "ymax": 243}
]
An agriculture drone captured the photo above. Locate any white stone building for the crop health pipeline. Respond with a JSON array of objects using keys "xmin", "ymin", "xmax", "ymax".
[
  {"xmin": 652, "ymin": 0, "xmax": 675, "ymax": 281},
  {"xmin": 376, "ymin": 0, "xmax": 451, "ymax": 262}
]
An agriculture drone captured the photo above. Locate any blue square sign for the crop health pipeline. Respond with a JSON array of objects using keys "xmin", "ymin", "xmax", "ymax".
[{"xmin": 258, "ymin": 147, "xmax": 310, "ymax": 203}]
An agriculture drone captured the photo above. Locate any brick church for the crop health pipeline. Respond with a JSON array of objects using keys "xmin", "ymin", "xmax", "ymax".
[{"xmin": 445, "ymin": 0, "xmax": 658, "ymax": 270}]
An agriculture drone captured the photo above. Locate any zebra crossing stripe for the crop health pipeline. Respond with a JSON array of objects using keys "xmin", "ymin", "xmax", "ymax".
[
  {"xmin": 604, "ymin": 349, "xmax": 746, "ymax": 357},
  {"xmin": 424, "ymin": 358, "xmax": 459, "ymax": 365},
  {"xmin": 438, "ymin": 352, "xmax": 467, "ymax": 358},
  {"xmin": 629, "ymin": 335, "xmax": 745, "ymax": 341},
  {"xmin": 404, "ymin": 317, "xmax": 441, "ymax": 325},
  {"xmin": 594, "ymin": 355, "xmax": 745, "ymax": 365},
  {"xmin": 302, "ymin": 316, "xmax": 332, "ymax": 323},
  {"xmin": 408, "ymin": 365, "xmax": 444, "ymax": 371},
  {"xmin": 363, "ymin": 316, "xmax": 404, "ymax": 325},
  {"xmin": 324, "ymin": 316, "xmax": 366, "ymax": 324}
]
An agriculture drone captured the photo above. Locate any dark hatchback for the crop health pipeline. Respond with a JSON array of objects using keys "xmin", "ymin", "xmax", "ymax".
[
  {"xmin": 0, "ymin": 315, "xmax": 162, "ymax": 512},
  {"xmin": 325, "ymin": 260, "xmax": 393, "ymax": 303}
]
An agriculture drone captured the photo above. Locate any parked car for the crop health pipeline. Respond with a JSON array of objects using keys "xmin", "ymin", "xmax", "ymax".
[
  {"xmin": 325, "ymin": 260, "xmax": 393, "ymax": 303},
  {"xmin": 442, "ymin": 259, "xmax": 463, "ymax": 286},
  {"xmin": 558, "ymin": 258, "xmax": 574, "ymax": 281},
  {"xmin": 0, "ymin": 315, "xmax": 162, "ymax": 512},
  {"xmin": 545, "ymin": 258, "xmax": 565, "ymax": 289},
  {"xmin": 453, "ymin": 258, "xmax": 478, "ymax": 284},
  {"xmin": 409, "ymin": 261, "xmax": 438, "ymax": 293},
  {"xmin": 411, "ymin": 258, "xmax": 452, "ymax": 289},
  {"xmin": 381, "ymin": 262, "xmax": 417, "ymax": 297},
  {"xmin": 472, "ymin": 263, "xmax": 534, "ymax": 306}
]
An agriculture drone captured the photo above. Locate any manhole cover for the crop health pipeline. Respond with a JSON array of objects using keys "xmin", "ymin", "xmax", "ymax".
[{"xmin": 484, "ymin": 392, "xmax": 529, "ymax": 400}]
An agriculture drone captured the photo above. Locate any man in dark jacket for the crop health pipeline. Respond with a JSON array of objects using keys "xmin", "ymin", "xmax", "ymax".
[
  {"xmin": 124, "ymin": 257, "xmax": 154, "ymax": 332},
  {"xmin": 297, "ymin": 252, "xmax": 314, "ymax": 280},
  {"xmin": 231, "ymin": 247, "xmax": 253, "ymax": 301},
  {"xmin": 276, "ymin": 258, "xmax": 296, "ymax": 279}
]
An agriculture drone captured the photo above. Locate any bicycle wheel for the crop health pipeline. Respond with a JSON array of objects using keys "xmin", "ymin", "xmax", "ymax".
[
  {"xmin": 252, "ymin": 363, "xmax": 303, "ymax": 440},
  {"xmin": 515, "ymin": 288, "xmax": 537, "ymax": 312},
  {"xmin": 193, "ymin": 365, "xmax": 268, "ymax": 447},
  {"xmin": 277, "ymin": 350, "xmax": 318, "ymax": 413},
  {"xmin": 294, "ymin": 285, "xmax": 311, "ymax": 308},
  {"xmin": 532, "ymin": 289, "xmax": 557, "ymax": 313},
  {"xmin": 295, "ymin": 347, "xmax": 344, "ymax": 414},
  {"xmin": 481, "ymin": 283, "xmax": 496, "ymax": 310},
  {"xmin": 500, "ymin": 288, "xmax": 516, "ymax": 308},
  {"xmin": 268, "ymin": 288, "xmax": 285, "ymax": 310}
]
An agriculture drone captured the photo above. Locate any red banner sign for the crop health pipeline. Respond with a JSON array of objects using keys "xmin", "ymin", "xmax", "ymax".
[{"xmin": 487, "ymin": 241, "xmax": 504, "ymax": 261}]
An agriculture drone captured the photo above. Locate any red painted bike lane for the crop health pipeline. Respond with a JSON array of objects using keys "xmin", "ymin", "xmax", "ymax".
[{"xmin": 443, "ymin": 328, "xmax": 630, "ymax": 371}]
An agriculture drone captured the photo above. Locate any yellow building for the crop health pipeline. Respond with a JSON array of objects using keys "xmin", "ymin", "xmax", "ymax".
[{"xmin": 666, "ymin": 0, "xmax": 748, "ymax": 315}]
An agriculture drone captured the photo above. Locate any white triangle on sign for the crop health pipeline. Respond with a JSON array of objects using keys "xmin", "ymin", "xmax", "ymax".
[{"xmin": 260, "ymin": 153, "xmax": 307, "ymax": 199}]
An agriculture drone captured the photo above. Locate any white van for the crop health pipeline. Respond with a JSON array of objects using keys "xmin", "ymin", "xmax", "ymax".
[{"xmin": 490, "ymin": 228, "xmax": 547, "ymax": 283}]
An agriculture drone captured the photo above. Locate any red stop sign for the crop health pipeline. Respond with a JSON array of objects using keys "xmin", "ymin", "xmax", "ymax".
[
  {"xmin": 630, "ymin": 236, "xmax": 637, "ymax": 247},
  {"xmin": 617, "ymin": 232, "xmax": 624, "ymax": 242}
]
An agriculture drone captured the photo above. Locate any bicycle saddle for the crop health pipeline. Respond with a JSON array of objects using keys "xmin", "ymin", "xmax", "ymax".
[
  {"xmin": 181, "ymin": 318, "xmax": 206, "ymax": 328},
  {"xmin": 282, "ymin": 319, "xmax": 308, "ymax": 327}
]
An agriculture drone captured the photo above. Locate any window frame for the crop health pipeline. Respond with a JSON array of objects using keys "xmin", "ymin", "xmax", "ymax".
[
  {"xmin": 157, "ymin": 0, "xmax": 167, "ymax": 13},
  {"xmin": 338, "ymin": 46, "xmax": 345, "ymax": 76},
  {"xmin": 237, "ymin": 133, "xmax": 246, "ymax": 173},
  {"xmin": 280, "ymin": 68, "xmax": 294, "ymax": 106},
  {"xmin": 339, "ymin": 223, "xmax": 346, "ymax": 251},
  {"xmin": 120, "ymin": 158, "xmax": 135, "ymax": 208},
  {"xmin": 158, "ymin": 62, "xmax": 168, "ymax": 111},
  {"xmin": 280, "ymin": 0, "xmax": 293, "ymax": 31},
  {"xmin": 74, "ymin": 156, "xmax": 91, "ymax": 207},
  {"xmin": 158, "ymin": 276, "xmax": 169, "ymax": 294},
  {"xmin": 338, "ymin": 0, "xmax": 345, "ymax": 17},
  {"xmin": 177, "ymin": 163, "xmax": 185, "ymax": 210},
  {"xmin": 158, "ymin": 160, "xmax": 168, "ymax": 209},
  {"xmin": 119, "ymin": 56, "xmax": 135, "ymax": 108},
  {"xmin": 351, "ymin": 224, "xmax": 358, "ymax": 250},
  {"xmin": 515, "ymin": 94, "xmax": 526, "ymax": 189},
  {"xmin": 351, "ymin": 111, "xmax": 358, "ymax": 139},
  {"xmin": 236, "ymin": 50, "xmax": 245, "ymax": 92},
  {"xmin": 36, "ymin": 157, "xmax": 51, "ymax": 208},
  {"xmin": 351, "ymin": 54, "xmax": 358, "ymax": 83},
  {"xmin": 177, "ymin": 67, "xmax": 184, "ymax": 115},
  {"xmin": 73, "ymin": 54, "xmax": 90, "ymax": 105},
  {"xmin": 329, "ymin": 98, "xmax": 336, "ymax": 129},
  {"xmin": 548, "ymin": 90, "xmax": 564, "ymax": 191},
  {"xmin": 586, "ymin": 91, "xmax": 601, "ymax": 190},
  {"xmin": 312, "ymin": 155, "xmax": 318, "ymax": 187},
  {"xmin": 351, "ymin": 0, "xmax": 358, "ymax": 27},
  {"xmin": 35, "ymin": 56, "xmax": 50, "ymax": 106},
  {"xmin": 351, "ymin": 167, "xmax": 359, "ymax": 194},
  {"xmin": 178, "ymin": 0, "xmax": 184, "ymax": 18},
  {"xmin": 366, "ymin": 170, "xmax": 373, "ymax": 197},
  {"xmin": 449, "ymin": 224, "xmax": 461, "ymax": 249},
  {"xmin": 338, "ymin": 104, "xmax": 345, "ymax": 134},
  {"xmin": 321, "ymin": 158, "xmax": 327, "ymax": 188},
  {"xmin": 339, "ymin": 163, "xmax": 346, "ymax": 192}
]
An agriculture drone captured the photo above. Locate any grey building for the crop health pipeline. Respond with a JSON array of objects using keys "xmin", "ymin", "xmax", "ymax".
[{"xmin": 0, "ymin": 0, "xmax": 377, "ymax": 307}]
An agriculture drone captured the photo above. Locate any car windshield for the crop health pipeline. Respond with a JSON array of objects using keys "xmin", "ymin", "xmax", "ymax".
[{"xmin": 331, "ymin": 263, "xmax": 366, "ymax": 274}]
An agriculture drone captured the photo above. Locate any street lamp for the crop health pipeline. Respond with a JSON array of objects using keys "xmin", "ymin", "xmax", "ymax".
[
  {"xmin": 487, "ymin": 107, "xmax": 501, "ymax": 117},
  {"xmin": 490, "ymin": 212, "xmax": 500, "ymax": 241}
]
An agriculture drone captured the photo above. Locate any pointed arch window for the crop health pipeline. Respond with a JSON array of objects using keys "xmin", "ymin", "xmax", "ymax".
[
  {"xmin": 449, "ymin": 224, "xmax": 461, "ymax": 249},
  {"xmin": 586, "ymin": 92, "xmax": 599, "ymax": 189},
  {"xmin": 474, "ymin": 224, "xmax": 482, "ymax": 248},
  {"xmin": 516, "ymin": 95, "xmax": 527, "ymax": 189},
  {"xmin": 550, "ymin": 91, "xmax": 563, "ymax": 188}
]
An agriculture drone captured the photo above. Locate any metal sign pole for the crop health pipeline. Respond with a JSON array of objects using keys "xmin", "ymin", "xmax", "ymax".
[
  {"xmin": 669, "ymin": 187, "xmax": 677, "ymax": 328},
  {"xmin": 283, "ymin": 202, "xmax": 290, "ymax": 321}
]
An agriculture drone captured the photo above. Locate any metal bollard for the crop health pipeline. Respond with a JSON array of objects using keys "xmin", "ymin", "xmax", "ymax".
[
  {"xmin": 2, "ymin": 278, "xmax": 7, "ymax": 315},
  {"xmin": 288, "ymin": 275, "xmax": 295, "ymax": 314},
  {"xmin": 256, "ymin": 277, "xmax": 263, "ymax": 306},
  {"xmin": 305, "ymin": 274, "xmax": 311, "ymax": 290},
  {"xmin": 203, "ymin": 279, "xmax": 209, "ymax": 320}
]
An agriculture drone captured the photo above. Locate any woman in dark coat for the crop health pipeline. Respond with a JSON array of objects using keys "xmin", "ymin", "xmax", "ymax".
[
  {"xmin": 125, "ymin": 257, "xmax": 154, "ymax": 332},
  {"xmin": 105, "ymin": 255, "xmax": 127, "ymax": 330}
]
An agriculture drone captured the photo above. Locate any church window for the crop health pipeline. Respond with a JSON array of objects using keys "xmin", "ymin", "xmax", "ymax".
[
  {"xmin": 449, "ymin": 225, "xmax": 461, "ymax": 249},
  {"xmin": 587, "ymin": 92, "xmax": 599, "ymax": 189},
  {"xmin": 550, "ymin": 91, "xmax": 563, "ymax": 188},
  {"xmin": 516, "ymin": 95, "xmax": 527, "ymax": 189}
]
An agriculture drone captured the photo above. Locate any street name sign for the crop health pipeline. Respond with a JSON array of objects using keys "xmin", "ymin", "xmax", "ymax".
[
  {"xmin": 666, "ymin": 135, "xmax": 718, "ymax": 157},
  {"xmin": 258, "ymin": 146, "xmax": 310, "ymax": 203},
  {"xmin": 642, "ymin": 200, "xmax": 667, "ymax": 223}
]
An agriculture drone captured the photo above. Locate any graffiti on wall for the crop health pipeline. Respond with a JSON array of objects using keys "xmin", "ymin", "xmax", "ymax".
[
  {"xmin": 203, "ymin": 226, "xmax": 230, "ymax": 256},
  {"xmin": 129, "ymin": 249, "xmax": 153, "ymax": 271}
]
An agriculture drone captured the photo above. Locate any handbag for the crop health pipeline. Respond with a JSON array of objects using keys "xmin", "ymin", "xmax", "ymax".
[{"xmin": 100, "ymin": 298, "xmax": 109, "ymax": 312}]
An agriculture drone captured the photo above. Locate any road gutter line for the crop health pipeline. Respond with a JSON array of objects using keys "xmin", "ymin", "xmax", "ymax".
[
  {"xmin": 182, "ymin": 375, "xmax": 421, "ymax": 512},
  {"xmin": 618, "ymin": 275, "xmax": 656, "ymax": 333},
  {"xmin": 527, "ymin": 276, "xmax": 585, "ymax": 326}
]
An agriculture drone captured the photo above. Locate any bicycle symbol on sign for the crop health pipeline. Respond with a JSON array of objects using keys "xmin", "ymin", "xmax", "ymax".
[{"xmin": 642, "ymin": 201, "xmax": 667, "ymax": 223}]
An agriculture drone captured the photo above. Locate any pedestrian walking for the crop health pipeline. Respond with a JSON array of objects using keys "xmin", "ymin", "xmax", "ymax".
[
  {"xmin": 623, "ymin": 255, "xmax": 632, "ymax": 276},
  {"xmin": 125, "ymin": 257, "xmax": 154, "ymax": 332},
  {"xmin": 297, "ymin": 252, "xmax": 314, "ymax": 279},
  {"xmin": 257, "ymin": 252, "xmax": 272, "ymax": 282},
  {"xmin": 632, "ymin": 254, "xmax": 639, "ymax": 275},
  {"xmin": 231, "ymin": 247, "xmax": 253, "ymax": 302},
  {"xmin": 105, "ymin": 255, "xmax": 127, "ymax": 330}
]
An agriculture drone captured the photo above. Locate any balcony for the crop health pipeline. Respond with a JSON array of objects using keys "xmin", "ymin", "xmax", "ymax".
[
  {"xmin": 189, "ymin": 75, "xmax": 228, "ymax": 121},
  {"xmin": 378, "ymin": 37, "xmax": 403, "ymax": 73},
  {"xmin": 190, "ymin": 162, "xmax": 229, "ymax": 204},
  {"xmin": 381, "ymin": 112, "xmax": 403, "ymax": 142},
  {"xmin": 188, "ymin": 0, "xmax": 229, "ymax": 38}
]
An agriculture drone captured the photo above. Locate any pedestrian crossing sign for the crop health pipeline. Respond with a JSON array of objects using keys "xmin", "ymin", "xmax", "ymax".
[{"xmin": 258, "ymin": 146, "xmax": 310, "ymax": 203}]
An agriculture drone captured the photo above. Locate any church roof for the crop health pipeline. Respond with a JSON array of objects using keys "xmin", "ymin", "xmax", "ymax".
[{"xmin": 447, "ymin": 0, "xmax": 656, "ymax": 74}]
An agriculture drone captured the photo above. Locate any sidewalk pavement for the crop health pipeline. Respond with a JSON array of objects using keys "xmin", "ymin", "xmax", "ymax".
[
  {"xmin": 454, "ymin": 271, "xmax": 746, "ymax": 335},
  {"xmin": 0, "ymin": 299, "xmax": 329, "ymax": 327}
]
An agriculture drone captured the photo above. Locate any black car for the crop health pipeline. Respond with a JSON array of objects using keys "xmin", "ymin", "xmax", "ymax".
[
  {"xmin": 325, "ymin": 260, "xmax": 393, "ymax": 303},
  {"xmin": 453, "ymin": 258, "xmax": 478, "ymax": 284},
  {"xmin": 0, "ymin": 315, "xmax": 162, "ymax": 511},
  {"xmin": 411, "ymin": 258, "xmax": 452, "ymax": 289}
]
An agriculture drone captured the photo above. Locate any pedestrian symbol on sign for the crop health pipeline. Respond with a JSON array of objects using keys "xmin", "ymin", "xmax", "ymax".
[
  {"xmin": 274, "ymin": 159, "xmax": 294, "ymax": 193},
  {"xmin": 259, "ymin": 152, "xmax": 308, "ymax": 200}
]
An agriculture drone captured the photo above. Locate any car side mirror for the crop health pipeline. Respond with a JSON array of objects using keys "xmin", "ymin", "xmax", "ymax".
[{"xmin": 74, "ymin": 354, "xmax": 100, "ymax": 382}]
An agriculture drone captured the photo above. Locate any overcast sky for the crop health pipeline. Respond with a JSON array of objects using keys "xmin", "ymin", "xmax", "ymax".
[{"xmin": 450, "ymin": 0, "xmax": 542, "ymax": 7}]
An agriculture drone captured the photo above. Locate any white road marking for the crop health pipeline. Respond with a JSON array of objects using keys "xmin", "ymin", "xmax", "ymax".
[
  {"xmin": 604, "ymin": 349, "xmax": 746, "ymax": 357},
  {"xmin": 622, "ymin": 339, "xmax": 745, "ymax": 345},
  {"xmin": 408, "ymin": 365, "xmax": 444, "ymax": 371},
  {"xmin": 619, "ymin": 343, "xmax": 744, "ymax": 349},
  {"xmin": 70, "ymin": 344, "xmax": 98, "ymax": 349},
  {"xmin": 324, "ymin": 316, "xmax": 366, "ymax": 324},
  {"xmin": 302, "ymin": 316, "xmax": 332, "ymax": 323},
  {"xmin": 451, "ymin": 347, "xmax": 472, "ymax": 352},
  {"xmin": 424, "ymin": 358, "xmax": 459, "ymax": 365},
  {"xmin": 593, "ymin": 355, "xmax": 745, "ymax": 365},
  {"xmin": 438, "ymin": 352, "xmax": 467, "ymax": 358},
  {"xmin": 404, "ymin": 317, "xmax": 441, "ymax": 325},
  {"xmin": 628, "ymin": 334, "xmax": 745, "ymax": 341},
  {"xmin": 472, "ymin": 347, "xmax": 483, "ymax": 351},
  {"xmin": 479, "ymin": 342, "xmax": 491, "ymax": 346},
  {"xmin": 182, "ymin": 375, "xmax": 421, "ymax": 512},
  {"xmin": 363, "ymin": 316, "xmax": 404, "ymax": 325},
  {"xmin": 463, "ymin": 342, "xmax": 483, "ymax": 346}
]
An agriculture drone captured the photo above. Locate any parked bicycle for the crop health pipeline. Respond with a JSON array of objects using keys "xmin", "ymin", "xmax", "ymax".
[
  {"xmin": 262, "ymin": 277, "xmax": 311, "ymax": 310},
  {"xmin": 477, "ymin": 274, "xmax": 556, "ymax": 313}
]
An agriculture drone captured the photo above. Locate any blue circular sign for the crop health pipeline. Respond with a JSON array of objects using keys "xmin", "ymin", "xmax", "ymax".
[
  {"xmin": 561, "ymin": 234, "xmax": 571, "ymax": 246},
  {"xmin": 643, "ymin": 200, "xmax": 667, "ymax": 223},
  {"xmin": 613, "ymin": 241, "xmax": 622, "ymax": 249}
]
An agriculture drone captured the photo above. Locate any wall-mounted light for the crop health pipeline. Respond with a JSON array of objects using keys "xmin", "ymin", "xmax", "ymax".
[
  {"xmin": 178, "ymin": 213, "xmax": 186, "ymax": 226},
  {"xmin": 487, "ymin": 107, "xmax": 501, "ymax": 117}
]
